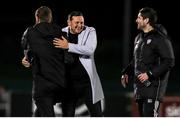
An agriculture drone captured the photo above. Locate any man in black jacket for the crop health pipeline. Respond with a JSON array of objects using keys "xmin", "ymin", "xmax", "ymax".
[
  {"xmin": 21, "ymin": 6, "xmax": 68, "ymax": 116},
  {"xmin": 121, "ymin": 7, "xmax": 175, "ymax": 117}
]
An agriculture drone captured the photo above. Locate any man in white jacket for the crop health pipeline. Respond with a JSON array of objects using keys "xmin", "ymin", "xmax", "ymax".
[{"xmin": 53, "ymin": 11, "xmax": 104, "ymax": 116}]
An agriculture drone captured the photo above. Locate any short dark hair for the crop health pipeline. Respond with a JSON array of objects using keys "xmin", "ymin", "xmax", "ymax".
[
  {"xmin": 139, "ymin": 7, "xmax": 157, "ymax": 27},
  {"xmin": 35, "ymin": 6, "xmax": 52, "ymax": 22},
  {"xmin": 68, "ymin": 11, "xmax": 83, "ymax": 21}
]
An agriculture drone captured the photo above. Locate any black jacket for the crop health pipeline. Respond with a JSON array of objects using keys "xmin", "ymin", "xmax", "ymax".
[
  {"xmin": 21, "ymin": 22, "xmax": 66, "ymax": 88},
  {"xmin": 122, "ymin": 24, "xmax": 175, "ymax": 101}
]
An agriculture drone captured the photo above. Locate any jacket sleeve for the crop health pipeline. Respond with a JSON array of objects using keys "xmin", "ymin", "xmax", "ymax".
[
  {"xmin": 21, "ymin": 27, "xmax": 31, "ymax": 55},
  {"xmin": 121, "ymin": 34, "xmax": 140, "ymax": 76},
  {"xmin": 121, "ymin": 59, "xmax": 134, "ymax": 76},
  {"xmin": 149, "ymin": 37, "xmax": 175, "ymax": 78},
  {"xmin": 68, "ymin": 28, "xmax": 97, "ymax": 56}
]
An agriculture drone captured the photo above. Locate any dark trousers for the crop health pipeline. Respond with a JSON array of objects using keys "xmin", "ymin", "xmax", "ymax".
[
  {"xmin": 85, "ymin": 100, "xmax": 103, "ymax": 116},
  {"xmin": 61, "ymin": 75, "xmax": 103, "ymax": 117},
  {"xmin": 64, "ymin": 60, "xmax": 103, "ymax": 117},
  {"xmin": 137, "ymin": 99, "xmax": 160, "ymax": 117},
  {"xmin": 34, "ymin": 97, "xmax": 55, "ymax": 117},
  {"xmin": 33, "ymin": 75, "xmax": 68, "ymax": 117},
  {"xmin": 34, "ymin": 97, "xmax": 76, "ymax": 117},
  {"xmin": 61, "ymin": 97, "xmax": 103, "ymax": 117}
]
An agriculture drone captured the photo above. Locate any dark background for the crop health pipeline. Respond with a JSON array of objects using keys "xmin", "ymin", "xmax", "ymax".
[{"xmin": 0, "ymin": 0, "xmax": 179, "ymax": 116}]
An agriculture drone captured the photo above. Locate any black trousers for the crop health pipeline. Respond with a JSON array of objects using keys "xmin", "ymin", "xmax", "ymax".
[
  {"xmin": 33, "ymin": 75, "xmax": 67, "ymax": 117},
  {"xmin": 136, "ymin": 99, "xmax": 160, "ymax": 117},
  {"xmin": 34, "ymin": 97, "xmax": 55, "ymax": 117},
  {"xmin": 61, "ymin": 98, "xmax": 102, "ymax": 117},
  {"xmin": 64, "ymin": 60, "xmax": 103, "ymax": 117},
  {"xmin": 34, "ymin": 96, "xmax": 73, "ymax": 117}
]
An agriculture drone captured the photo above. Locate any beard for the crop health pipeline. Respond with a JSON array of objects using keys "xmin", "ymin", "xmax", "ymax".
[{"xmin": 137, "ymin": 23, "xmax": 145, "ymax": 31}]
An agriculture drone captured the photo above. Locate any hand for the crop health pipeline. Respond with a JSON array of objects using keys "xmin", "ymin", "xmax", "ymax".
[
  {"xmin": 22, "ymin": 56, "xmax": 31, "ymax": 67},
  {"xmin": 121, "ymin": 74, "xmax": 128, "ymax": 88},
  {"xmin": 53, "ymin": 36, "xmax": 69, "ymax": 49},
  {"xmin": 137, "ymin": 73, "xmax": 149, "ymax": 83}
]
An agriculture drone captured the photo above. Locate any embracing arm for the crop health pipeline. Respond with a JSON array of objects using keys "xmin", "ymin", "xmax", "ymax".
[
  {"xmin": 68, "ymin": 28, "xmax": 97, "ymax": 56},
  {"xmin": 53, "ymin": 27, "xmax": 97, "ymax": 56}
]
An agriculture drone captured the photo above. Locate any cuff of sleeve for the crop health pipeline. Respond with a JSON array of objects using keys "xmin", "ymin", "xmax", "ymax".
[
  {"xmin": 67, "ymin": 43, "xmax": 72, "ymax": 52},
  {"xmin": 147, "ymin": 70, "xmax": 153, "ymax": 79}
]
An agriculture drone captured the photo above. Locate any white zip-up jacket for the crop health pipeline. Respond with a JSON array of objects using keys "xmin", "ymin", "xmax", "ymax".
[{"xmin": 62, "ymin": 26, "xmax": 104, "ymax": 104}]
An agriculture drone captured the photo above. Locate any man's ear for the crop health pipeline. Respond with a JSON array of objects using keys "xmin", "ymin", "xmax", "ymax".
[
  {"xmin": 67, "ymin": 20, "xmax": 70, "ymax": 26},
  {"xmin": 144, "ymin": 18, "xmax": 149, "ymax": 24}
]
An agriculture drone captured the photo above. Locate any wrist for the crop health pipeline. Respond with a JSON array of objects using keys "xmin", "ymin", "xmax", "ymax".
[{"xmin": 147, "ymin": 70, "xmax": 153, "ymax": 78}]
